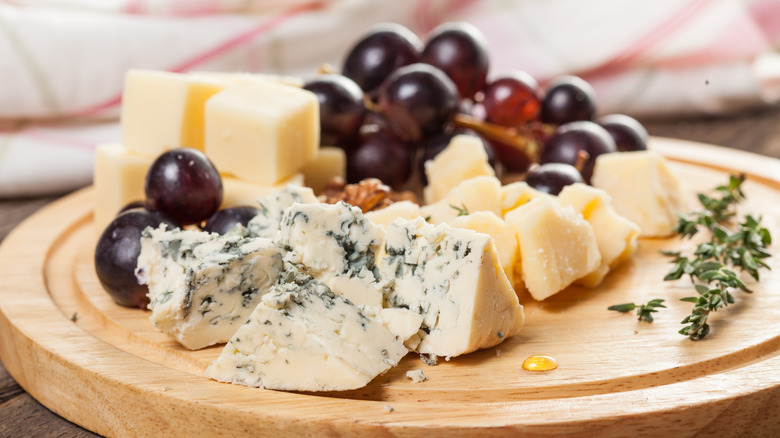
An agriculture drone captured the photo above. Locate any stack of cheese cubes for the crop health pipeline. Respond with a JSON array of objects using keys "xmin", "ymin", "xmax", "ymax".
[
  {"xmin": 368, "ymin": 135, "xmax": 687, "ymax": 301},
  {"xmin": 93, "ymin": 70, "xmax": 347, "ymax": 233}
]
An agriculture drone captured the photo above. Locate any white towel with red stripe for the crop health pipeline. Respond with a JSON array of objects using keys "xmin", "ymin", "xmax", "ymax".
[{"xmin": 2, "ymin": 0, "xmax": 779, "ymax": 197}]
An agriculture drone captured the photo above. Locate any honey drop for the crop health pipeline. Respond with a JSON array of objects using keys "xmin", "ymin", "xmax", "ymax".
[{"xmin": 522, "ymin": 354, "xmax": 558, "ymax": 371}]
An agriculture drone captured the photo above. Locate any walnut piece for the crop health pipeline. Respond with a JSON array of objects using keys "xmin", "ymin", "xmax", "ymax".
[{"xmin": 320, "ymin": 177, "xmax": 419, "ymax": 213}]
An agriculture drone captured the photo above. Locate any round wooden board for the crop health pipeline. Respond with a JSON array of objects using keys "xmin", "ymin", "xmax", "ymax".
[{"xmin": 2, "ymin": 137, "xmax": 780, "ymax": 437}]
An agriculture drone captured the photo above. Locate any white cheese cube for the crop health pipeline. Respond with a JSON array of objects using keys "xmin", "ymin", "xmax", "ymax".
[
  {"xmin": 423, "ymin": 135, "xmax": 495, "ymax": 204},
  {"xmin": 278, "ymin": 202, "xmax": 385, "ymax": 307},
  {"xmin": 451, "ymin": 211, "xmax": 519, "ymax": 287},
  {"xmin": 558, "ymin": 183, "xmax": 640, "ymax": 287},
  {"xmin": 136, "ymin": 227, "xmax": 283, "ymax": 350},
  {"xmin": 205, "ymin": 270, "xmax": 407, "ymax": 391},
  {"xmin": 204, "ymin": 81, "xmax": 319, "ymax": 185},
  {"xmin": 591, "ymin": 150, "xmax": 687, "ymax": 237},
  {"xmin": 93, "ymin": 143, "xmax": 154, "ymax": 234},
  {"xmin": 121, "ymin": 70, "xmax": 225, "ymax": 155},
  {"xmin": 365, "ymin": 200, "xmax": 422, "ymax": 228},
  {"xmin": 220, "ymin": 173, "xmax": 304, "ymax": 209},
  {"xmin": 245, "ymin": 185, "xmax": 318, "ymax": 238},
  {"xmin": 300, "ymin": 146, "xmax": 346, "ymax": 195},
  {"xmin": 505, "ymin": 196, "xmax": 601, "ymax": 301},
  {"xmin": 381, "ymin": 218, "xmax": 524, "ymax": 358},
  {"xmin": 421, "ymin": 175, "xmax": 502, "ymax": 225}
]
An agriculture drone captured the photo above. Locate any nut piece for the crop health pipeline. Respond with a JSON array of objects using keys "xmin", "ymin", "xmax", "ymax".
[{"xmin": 320, "ymin": 177, "xmax": 419, "ymax": 213}]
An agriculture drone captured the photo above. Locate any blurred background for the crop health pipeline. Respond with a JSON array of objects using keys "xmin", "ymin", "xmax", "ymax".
[{"xmin": 1, "ymin": 0, "xmax": 780, "ymax": 198}]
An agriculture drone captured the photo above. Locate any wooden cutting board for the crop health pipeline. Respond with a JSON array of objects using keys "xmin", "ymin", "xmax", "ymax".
[{"xmin": 2, "ymin": 138, "xmax": 780, "ymax": 437}]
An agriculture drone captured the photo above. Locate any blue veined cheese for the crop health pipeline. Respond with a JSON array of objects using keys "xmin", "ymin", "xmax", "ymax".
[
  {"xmin": 205, "ymin": 269, "xmax": 408, "ymax": 391},
  {"xmin": 136, "ymin": 226, "xmax": 283, "ymax": 350},
  {"xmin": 278, "ymin": 201, "xmax": 385, "ymax": 307},
  {"xmin": 380, "ymin": 217, "xmax": 525, "ymax": 358},
  {"xmin": 246, "ymin": 185, "xmax": 317, "ymax": 238}
]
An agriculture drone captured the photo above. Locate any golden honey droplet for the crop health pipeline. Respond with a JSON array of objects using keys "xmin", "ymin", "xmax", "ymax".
[{"xmin": 522, "ymin": 354, "xmax": 558, "ymax": 371}]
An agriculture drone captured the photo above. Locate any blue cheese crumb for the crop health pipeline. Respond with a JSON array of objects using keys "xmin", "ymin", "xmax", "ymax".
[
  {"xmin": 384, "ymin": 405, "xmax": 394, "ymax": 413},
  {"xmin": 406, "ymin": 369, "xmax": 427, "ymax": 383}
]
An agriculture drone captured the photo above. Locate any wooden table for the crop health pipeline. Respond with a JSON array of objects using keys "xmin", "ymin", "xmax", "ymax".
[{"xmin": 2, "ymin": 105, "xmax": 780, "ymax": 436}]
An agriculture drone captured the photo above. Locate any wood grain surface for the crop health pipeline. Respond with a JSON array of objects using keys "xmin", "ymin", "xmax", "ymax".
[{"xmin": 2, "ymin": 135, "xmax": 780, "ymax": 437}]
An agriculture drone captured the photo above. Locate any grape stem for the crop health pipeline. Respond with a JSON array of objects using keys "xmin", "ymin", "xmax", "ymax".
[{"xmin": 453, "ymin": 114, "xmax": 542, "ymax": 162}]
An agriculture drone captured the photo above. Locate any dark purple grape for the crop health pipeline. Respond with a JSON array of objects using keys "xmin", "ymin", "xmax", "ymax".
[
  {"xmin": 145, "ymin": 148, "xmax": 222, "ymax": 225},
  {"xmin": 342, "ymin": 23, "xmax": 422, "ymax": 98},
  {"xmin": 347, "ymin": 126, "xmax": 413, "ymax": 189},
  {"xmin": 597, "ymin": 114, "xmax": 648, "ymax": 152},
  {"xmin": 378, "ymin": 63, "xmax": 459, "ymax": 142},
  {"xmin": 95, "ymin": 209, "xmax": 178, "ymax": 309},
  {"xmin": 203, "ymin": 206, "xmax": 261, "ymax": 235},
  {"xmin": 487, "ymin": 139, "xmax": 534, "ymax": 173},
  {"xmin": 540, "ymin": 76, "xmax": 597, "ymax": 125},
  {"xmin": 421, "ymin": 22, "xmax": 489, "ymax": 99},
  {"xmin": 483, "ymin": 72, "xmax": 541, "ymax": 127},
  {"xmin": 303, "ymin": 74, "xmax": 366, "ymax": 146},
  {"xmin": 419, "ymin": 129, "xmax": 497, "ymax": 184},
  {"xmin": 540, "ymin": 121, "xmax": 616, "ymax": 183},
  {"xmin": 525, "ymin": 163, "xmax": 584, "ymax": 195}
]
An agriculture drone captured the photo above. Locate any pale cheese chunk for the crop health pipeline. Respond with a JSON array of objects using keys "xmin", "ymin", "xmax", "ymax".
[
  {"xmin": 591, "ymin": 150, "xmax": 687, "ymax": 237},
  {"xmin": 205, "ymin": 270, "xmax": 407, "ymax": 391},
  {"xmin": 505, "ymin": 196, "xmax": 601, "ymax": 301},
  {"xmin": 246, "ymin": 185, "xmax": 318, "ymax": 238},
  {"xmin": 365, "ymin": 200, "xmax": 422, "ymax": 228},
  {"xmin": 381, "ymin": 218, "xmax": 524, "ymax": 358},
  {"xmin": 423, "ymin": 135, "xmax": 495, "ymax": 204},
  {"xmin": 421, "ymin": 175, "xmax": 502, "ymax": 225},
  {"xmin": 451, "ymin": 211, "xmax": 519, "ymax": 287},
  {"xmin": 136, "ymin": 227, "xmax": 283, "ymax": 350},
  {"xmin": 360, "ymin": 306, "xmax": 425, "ymax": 351},
  {"xmin": 500, "ymin": 181, "xmax": 549, "ymax": 216},
  {"xmin": 93, "ymin": 143, "xmax": 154, "ymax": 234},
  {"xmin": 204, "ymin": 81, "xmax": 319, "ymax": 185},
  {"xmin": 558, "ymin": 183, "xmax": 640, "ymax": 287},
  {"xmin": 121, "ymin": 70, "xmax": 225, "ymax": 155},
  {"xmin": 278, "ymin": 202, "xmax": 385, "ymax": 307},
  {"xmin": 220, "ymin": 173, "xmax": 304, "ymax": 209},
  {"xmin": 300, "ymin": 146, "xmax": 346, "ymax": 195}
]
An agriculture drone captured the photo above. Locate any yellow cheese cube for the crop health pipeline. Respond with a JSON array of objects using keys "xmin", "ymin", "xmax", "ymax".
[
  {"xmin": 558, "ymin": 183, "xmax": 640, "ymax": 287},
  {"xmin": 220, "ymin": 173, "xmax": 304, "ymax": 209},
  {"xmin": 300, "ymin": 146, "xmax": 346, "ymax": 195},
  {"xmin": 120, "ymin": 70, "xmax": 225, "ymax": 155},
  {"xmin": 423, "ymin": 135, "xmax": 495, "ymax": 204},
  {"xmin": 505, "ymin": 196, "xmax": 601, "ymax": 301},
  {"xmin": 365, "ymin": 201, "xmax": 422, "ymax": 228},
  {"xmin": 500, "ymin": 181, "xmax": 549, "ymax": 216},
  {"xmin": 451, "ymin": 211, "xmax": 519, "ymax": 287},
  {"xmin": 204, "ymin": 81, "xmax": 319, "ymax": 185},
  {"xmin": 591, "ymin": 150, "xmax": 687, "ymax": 237},
  {"xmin": 93, "ymin": 143, "xmax": 155, "ymax": 234},
  {"xmin": 420, "ymin": 175, "xmax": 502, "ymax": 225}
]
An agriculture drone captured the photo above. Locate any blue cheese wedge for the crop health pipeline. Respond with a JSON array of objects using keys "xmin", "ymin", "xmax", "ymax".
[
  {"xmin": 246, "ymin": 185, "xmax": 318, "ymax": 238},
  {"xmin": 381, "ymin": 217, "xmax": 525, "ymax": 358},
  {"xmin": 278, "ymin": 201, "xmax": 385, "ymax": 307},
  {"xmin": 205, "ymin": 269, "xmax": 408, "ymax": 391},
  {"xmin": 136, "ymin": 226, "xmax": 283, "ymax": 350}
]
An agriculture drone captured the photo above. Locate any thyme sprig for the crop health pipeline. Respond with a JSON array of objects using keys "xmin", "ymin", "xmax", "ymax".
[
  {"xmin": 663, "ymin": 173, "xmax": 771, "ymax": 340},
  {"xmin": 608, "ymin": 299, "xmax": 666, "ymax": 322}
]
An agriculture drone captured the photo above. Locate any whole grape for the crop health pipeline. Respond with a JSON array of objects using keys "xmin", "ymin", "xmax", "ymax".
[
  {"xmin": 597, "ymin": 114, "xmax": 648, "ymax": 152},
  {"xmin": 378, "ymin": 63, "xmax": 459, "ymax": 142},
  {"xmin": 95, "ymin": 209, "xmax": 178, "ymax": 309},
  {"xmin": 421, "ymin": 22, "xmax": 489, "ymax": 99},
  {"xmin": 347, "ymin": 126, "xmax": 413, "ymax": 189},
  {"xmin": 303, "ymin": 74, "xmax": 366, "ymax": 147},
  {"xmin": 419, "ymin": 129, "xmax": 497, "ymax": 184},
  {"xmin": 145, "ymin": 148, "xmax": 222, "ymax": 225},
  {"xmin": 540, "ymin": 76, "xmax": 597, "ymax": 125},
  {"xmin": 342, "ymin": 23, "xmax": 422, "ymax": 98},
  {"xmin": 203, "ymin": 206, "xmax": 261, "ymax": 235},
  {"xmin": 540, "ymin": 121, "xmax": 616, "ymax": 182},
  {"xmin": 525, "ymin": 163, "xmax": 584, "ymax": 195},
  {"xmin": 483, "ymin": 71, "xmax": 541, "ymax": 127}
]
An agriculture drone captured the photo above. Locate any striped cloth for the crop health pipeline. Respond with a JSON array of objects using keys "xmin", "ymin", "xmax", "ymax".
[{"xmin": 2, "ymin": 0, "xmax": 779, "ymax": 197}]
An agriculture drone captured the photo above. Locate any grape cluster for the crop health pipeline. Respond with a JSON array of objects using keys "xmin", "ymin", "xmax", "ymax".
[{"xmin": 304, "ymin": 22, "xmax": 648, "ymax": 195}]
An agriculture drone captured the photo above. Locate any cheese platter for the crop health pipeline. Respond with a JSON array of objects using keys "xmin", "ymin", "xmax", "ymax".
[{"xmin": 2, "ymin": 137, "xmax": 780, "ymax": 436}]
